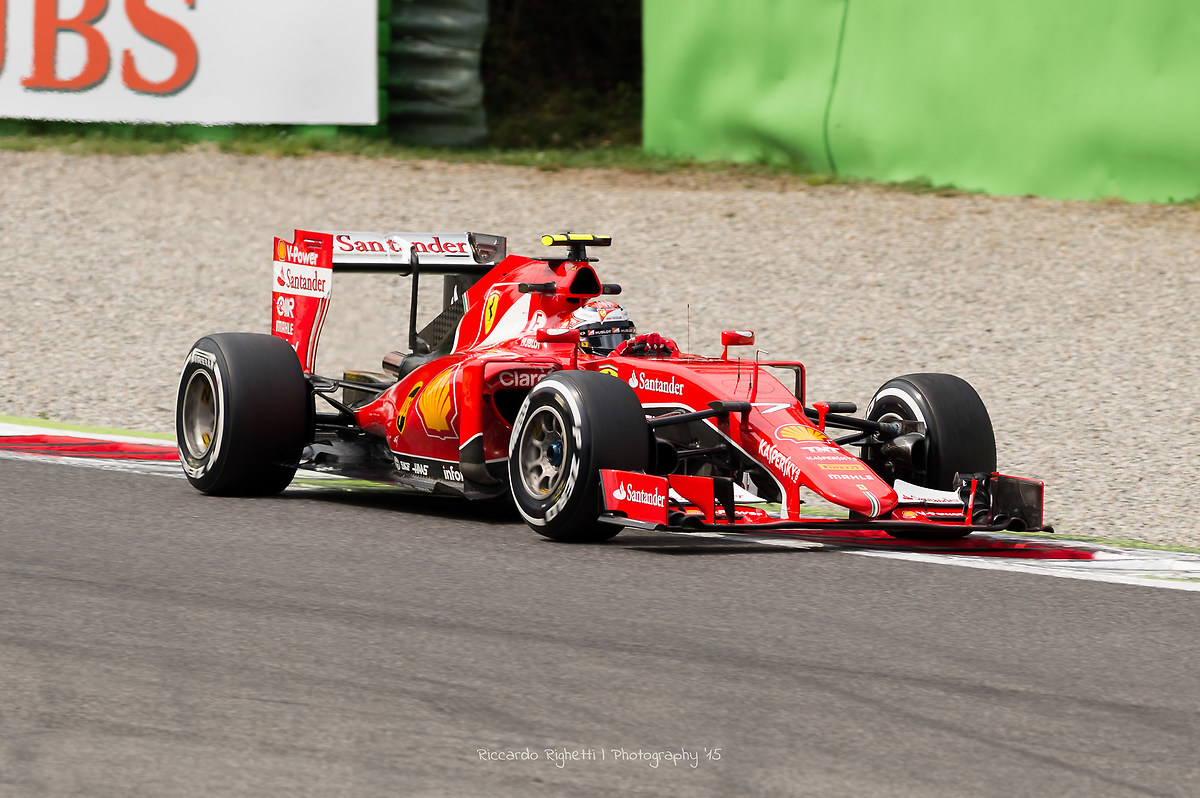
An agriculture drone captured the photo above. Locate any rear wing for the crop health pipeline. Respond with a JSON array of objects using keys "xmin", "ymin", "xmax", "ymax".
[
  {"xmin": 326, "ymin": 231, "xmax": 506, "ymax": 273},
  {"xmin": 271, "ymin": 228, "xmax": 507, "ymax": 372}
]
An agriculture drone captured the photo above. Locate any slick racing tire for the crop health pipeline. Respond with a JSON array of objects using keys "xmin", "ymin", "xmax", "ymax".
[
  {"xmin": 864, "ymin": 373, "xmax": 996, "ymax": 491},
  {"xmin": 177, "ymin": 333, "xmax": 310, "ymax": 496},
  {"xmin": 508, "ymin": 371, "xmax": 649, "ymax": 543}
]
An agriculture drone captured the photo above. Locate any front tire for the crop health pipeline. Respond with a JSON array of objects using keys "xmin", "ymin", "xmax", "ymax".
[
  {"xmin": 863, "ymin": 373, "xmax": 996, "ymax": 491},
  {"xmin": 508, "ymin": 371, "xmax": 649, "ymax": 542},
  {"xmin": 176, "ymin": 333, "xmax": 309, "ymax": 495}
]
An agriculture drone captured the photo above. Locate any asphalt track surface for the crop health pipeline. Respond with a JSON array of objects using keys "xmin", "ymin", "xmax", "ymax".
[{"xmin": 3, "ymin": 457, "xmax": 1199, "ymax": 797}]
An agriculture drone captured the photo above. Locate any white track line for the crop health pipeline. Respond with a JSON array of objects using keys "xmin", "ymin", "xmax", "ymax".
[
  {"xmin": 847, "ymin": 548, "xmax": 1200, "ymax": 592},
  {"xmin": 4, "ymin": 421, "xmax": 1200, "ymax": 592}
]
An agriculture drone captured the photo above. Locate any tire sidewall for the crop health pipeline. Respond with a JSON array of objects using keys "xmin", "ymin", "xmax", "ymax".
[
  {"xmin": 507, "ymin": 371, "xmax": 649, "ymax": 541},
  {"xmin": 177, "ymin": 338, "xmax": 232, "ymax": 492},
  {"xmin": 508, "ymin": 377, "xmax": 595, "ymax": 531},
  {"xmin": 176, "ymin": 333, "xmax": 308, "ymax": 495},
  {"xmin": 866, "ymin": 373, "xmax": 996, "ymax": 490}
]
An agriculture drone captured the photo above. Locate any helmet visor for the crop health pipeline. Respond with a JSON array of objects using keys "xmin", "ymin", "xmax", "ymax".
[{"xmin": 580, "ymin": 325, "xmax": 635, "ymax": 355}]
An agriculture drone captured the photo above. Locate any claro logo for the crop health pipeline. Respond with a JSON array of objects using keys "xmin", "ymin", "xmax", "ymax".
[{"xmin": 0, "ymin": 0, "xmax": 199, "ymax": 95}]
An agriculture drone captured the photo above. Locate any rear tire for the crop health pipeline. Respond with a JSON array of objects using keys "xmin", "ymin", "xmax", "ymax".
[
  {"xmin": 864, "ymin": 373, "xmax": 996, "ymax": 491},
  {"xmin": 176, "ymin": 333, "xmax": 309, "ymax": 495},
  {"xmin": 508, "ymin": 371, "xmax": 649, "ymax": 542}
]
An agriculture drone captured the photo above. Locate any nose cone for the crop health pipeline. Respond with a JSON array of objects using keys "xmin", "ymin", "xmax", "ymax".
[
  {"xmin": 768, "ymin": 428, "xmax": 898, "ymax": 518},
  {"xmin": 838, "ymin": 480, "xmax": 896, "ymax": 518}
]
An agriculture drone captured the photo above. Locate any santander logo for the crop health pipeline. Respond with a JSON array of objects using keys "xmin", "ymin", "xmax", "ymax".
[
  {"xmin": 273, "ymin": 262, "xmax": 329, "ymax": 298},
  {"xmin": 612, "ymin": 481, "xmax": 665, "ymax": 507},
  {"xmin": 277, "ymin": 267, "xmax": 326, "ymax": 294},
  {"xmin": 627, "ymin": 371, "xmax": 685, "ymax": 396}
]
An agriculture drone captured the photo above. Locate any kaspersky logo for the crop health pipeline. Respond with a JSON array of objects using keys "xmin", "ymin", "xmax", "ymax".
[
  {"xmin": 757, "ymin": 439, "xmax": 803, "ymax": 483},
  {"xmin": 611, "ymin": 481, "xmax": 665, "ymax": 507}
]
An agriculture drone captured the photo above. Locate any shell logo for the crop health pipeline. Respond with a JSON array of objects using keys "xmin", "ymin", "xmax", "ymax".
[
  {"xmin": 395, "ymin": 381, "xmax": 424, "ymax": 434},
  {"xmin": 276, "ymin": 241, "xmax": 287, "ymax": 261},
  {"xmin": 482, "ymin": 291, "xmax": 501, "ymax": 335},
  {"xmin": 416, "ymin": 366, "xmax": 458, "ymax": 438},
  {"xmin": 776, "ymin": 424, "xmax": 831, "ymax": 444},
  {"xmin": 819, "ymin": 462, "xmax": 866, "ymax": 471}
]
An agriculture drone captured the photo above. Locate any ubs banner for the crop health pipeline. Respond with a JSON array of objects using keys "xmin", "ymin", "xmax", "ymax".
[{"xmin": 0, "ymin": 0, "xmax": 378, "ymax": 124}]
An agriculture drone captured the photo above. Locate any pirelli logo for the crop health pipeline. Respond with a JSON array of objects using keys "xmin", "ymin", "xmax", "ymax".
[{"xmin": 819, "ymin": 463, "xmax": 867, "ymax": 472}]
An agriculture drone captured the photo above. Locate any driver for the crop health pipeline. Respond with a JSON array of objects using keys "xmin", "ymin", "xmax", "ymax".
[{"xmin": 568, "ymin": 299, "xmax": 678, "ymax": 357}]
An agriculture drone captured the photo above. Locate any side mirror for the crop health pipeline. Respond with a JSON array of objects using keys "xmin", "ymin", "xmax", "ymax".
[
  {"xmin": 721, "ymin": 330, "xmax": 754, "ymax": 359},
  {"xmin": 721, "ymin": 330, "xmax": 755, "ymax": 347}
]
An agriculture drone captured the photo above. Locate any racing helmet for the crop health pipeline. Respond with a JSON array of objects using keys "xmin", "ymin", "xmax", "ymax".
[{"xmin": 568, "ymin": 299, "xmax": 636, "ymax": 355}]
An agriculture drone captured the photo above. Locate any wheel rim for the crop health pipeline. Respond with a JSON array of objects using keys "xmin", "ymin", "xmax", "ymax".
[
  {"xmin": 181, "ymin": 370, "xmax": 218, "ymax": 460},
  {"xmin": 518, "ymin": 406, "xmax": 568, "ymax": 497}
]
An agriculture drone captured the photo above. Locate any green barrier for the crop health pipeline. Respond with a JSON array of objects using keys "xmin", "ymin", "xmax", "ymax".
[
  {"xmin": 386, "ymin": 0, "xmax": 488, "ymax": 146},
  {"xmin": 644, "ymin": 0, "xmax": 845, "ymax": 172},
  {"xmin": 644, "ymin": 0, "xmax": 1200, "ymax": 202}
]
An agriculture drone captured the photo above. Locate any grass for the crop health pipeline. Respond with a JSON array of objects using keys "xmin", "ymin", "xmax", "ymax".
[
  {"xmin": 0, "ymin": 119, "xmax": 849, "ymax": 184},
  {"xmin": 0, "ymin": 121, "xmax": 999, "ymax": 198},
  {"xmin": 4, "ymin": 121, "xmax": 1199, "ymax": 206}
]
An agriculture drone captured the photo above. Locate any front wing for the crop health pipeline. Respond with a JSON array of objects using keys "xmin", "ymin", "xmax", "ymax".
[{"xmin": 598, "ymin": 470, "xmax": 1048, "ymax": 536}]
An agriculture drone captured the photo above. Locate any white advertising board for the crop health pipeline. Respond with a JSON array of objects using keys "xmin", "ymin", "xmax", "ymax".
[{"xmin": 0, "ymin": 0, "xmax": 378, "ymax": 125}]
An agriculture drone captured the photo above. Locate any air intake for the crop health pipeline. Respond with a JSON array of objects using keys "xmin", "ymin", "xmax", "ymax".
[{"xmin": 567, "ymin": 266, "xmax": 602, "ymax": 296}]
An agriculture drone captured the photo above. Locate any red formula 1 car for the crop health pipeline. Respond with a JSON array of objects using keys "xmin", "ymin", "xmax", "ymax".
[{"xmin": 176, "ymin": 230, "xmax": 1049, "ymax": 542}]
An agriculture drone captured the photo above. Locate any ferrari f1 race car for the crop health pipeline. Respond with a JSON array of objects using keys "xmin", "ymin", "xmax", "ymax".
[{"xmin": 176, "ymin": 229, "xmax": 1049, "ymax": 543}]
